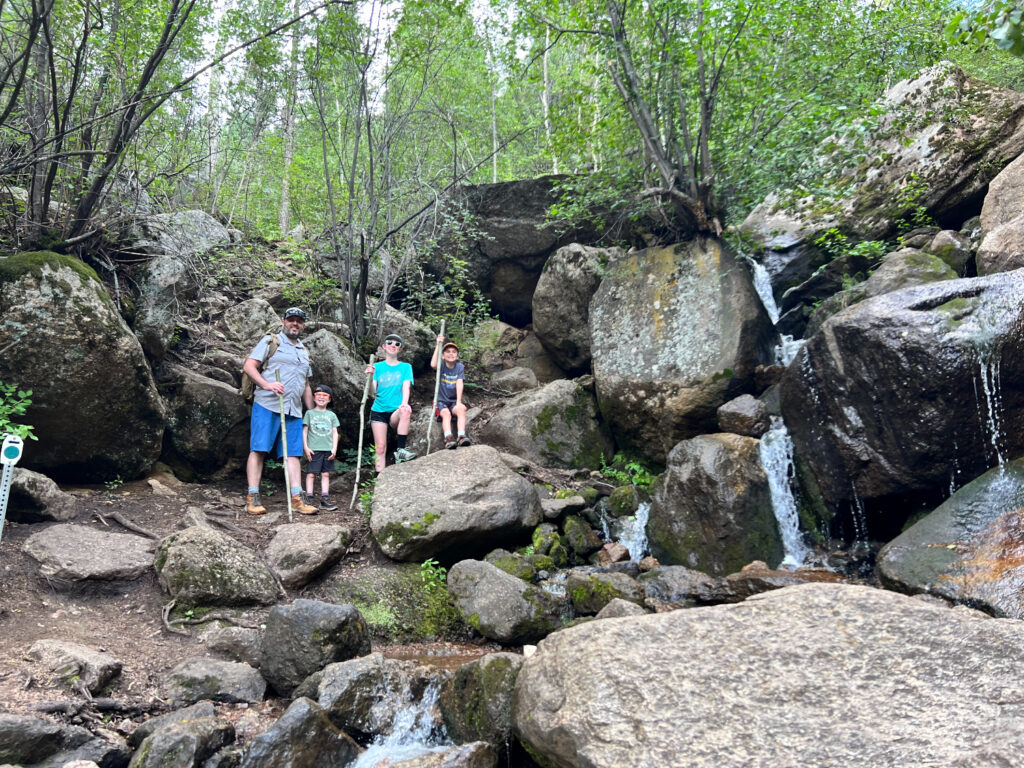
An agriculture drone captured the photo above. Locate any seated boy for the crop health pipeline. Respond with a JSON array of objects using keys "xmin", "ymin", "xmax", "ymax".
[
  {"xmin": 365, "ymin": 333, "xmax": 417, "ymax": 472},
  {"xmin": 302, "ymin": 384, "xmax": 340, "ymax": 511},
  {"xmin": 430, "ymin": 333, "xmax": 470, "ymax": 449}
]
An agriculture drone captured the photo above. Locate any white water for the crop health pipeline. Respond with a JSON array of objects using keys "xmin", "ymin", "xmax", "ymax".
[
  {"xmin": 760, "ymin": 418, "xmax": 810, "ymax": 569},
  {"xmin": 350, "ymin": 680, "xmax": 450, "ymax": 768},
  {"xmin": 978, "ymin": 353, "xmax": 1006, "ymax": 466},
  {"xmin": 617, "ymin": 502, "xmax": 651, "ymax": 562},
  {"xmin": 747, "ymin": 258, "xmax": 804, "ymax": 365},
  {"xmin": 849, "ymin": 484, "xmax": 869, "ymax": 553}
]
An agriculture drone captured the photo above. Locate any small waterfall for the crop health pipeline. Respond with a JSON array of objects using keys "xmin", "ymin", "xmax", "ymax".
[
  {"xmin": 540, "ymin": 570, "xmax": 568, "ymax": 598},
  {"xmin": 849, "ymin": 484, "xmax": 869, "ymax": 553},
  {"xmin": 759, "ymin": 418, "xmax": 810, "ymax": 569},
  {"xmin": 746, "ymin": 257, "xmax": 804, "ymax": 365},
  {"xmin": 977, "ymin": 351, "xmax": 1006, "ymax": 466},
  {"xmin": 617, "ymin": 502, "xmax": 651, "ymax": 563},
  {"xmin": 350, "ymin": 680, "xmax": 449, "ymax": 767}
]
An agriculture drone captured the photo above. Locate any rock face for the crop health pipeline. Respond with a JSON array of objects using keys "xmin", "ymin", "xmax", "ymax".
[
  {"xmin": 127, "ymin": 210, "xmax": 231, "ymax": 258},
  {"xmin": 447, "ymin": 560, "xmax": 566, "ymax": 644},
  {"xmin": 260, "ymin": 599, "xmax": 371, "ymax": 696},
  {"xmin": 299, "ymin": 329, "xmax": 367, "ymax": 439},
  {"xmin": 130, "ymin": 715, "xmax": 234, "ymax": 768},
  {"xmin": 0, "ymin": 714, "xmax": 130, "ymax": 767},
  {"xmin": 780, "ymin": 270, "xmax": 1024, "ymax": 517},
  {"xmin": 980, "ymin": 151, "xmax": 1024, "ymax": 231},
  {"xmin": 370, "ymin": 446, "xmax": 542, "ymax": 562},
  {"xmin": 0, "ymin": 251, "xmax": 166, "ymax": 481},
  {"xmin": 165, "ymin": 658, "xmax": 266, "ymax": 705},
  {"xmin": 222, "ymin": 298, "xmax": 281, "ymax": 344},
  {"xmin": 155, "ymin": 526, "xmax": 278, "ymax": 606},
  {"xmin": 440, "ymin": 653, "xmax": 524, "ymax": 749},
  {"xmin": 742, "ymin": 62, "xmax": 1024, "ymax": 299},
  {"xmin": 716, "ymin": 394, "xmax": 769, "ymax": 438},
  {"xmin": 977, "ymin": 221, "xmax": 1024, "ymax": 276},
  {"xmin": 533, "ymin": 244, "xmax": 621, "ymax": 372},
  {"xmin": 647, "ymin": 434, "xmax": 782, "ymax": 576},
  {"xmin": 877, "ymin": 459, "xmax": 1024, "ymax": 618},
  {"xmin": 513, "ymin": 582, "xmax": 1024, "ymax": 768},
  {"xmin": 478, "ymin": 379, "xmax": 612, "ymax": 469},
  {"xmin": 590, "ymin": 239, "xmax": 774, "ymax": 462},
  {"xmin": 159, "ymin": 364, "xmax": 250, "ymax": 479},
  {"xmin": 23, "ymin": 524, "xmax": 154, "ymax": 586},
  {"xmin": 133, "ymin": 254, "xmax": 198, "ymax": 359}
]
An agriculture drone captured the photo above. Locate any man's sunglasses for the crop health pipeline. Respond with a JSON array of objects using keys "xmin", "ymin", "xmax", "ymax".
[{"xmin": 383, "ymin": 339, "xmax": 402, "ymax": 347}]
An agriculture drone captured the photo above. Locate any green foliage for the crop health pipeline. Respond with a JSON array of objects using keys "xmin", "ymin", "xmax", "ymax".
[
  {"xmin": 948, "ymin": 2, "xmax": 1024, "ymax": 57},
  {"xmin": 0, "ymin": 383, "xmax": 36, "ymax": 441},
  {"xmin": 353, "ymin": 602, "xmax": 400, "ymax": 634},
  {"xmin": 600, "ymin": 453, "xmax": 655, "ymax": 491},
  {"xmin": 336, "ymin": 446, "xmax": 376, "ymax": 474},
  {"xmin": 358, "ymin": 475, "xmax": 377, "ymax": 523},
  {"xmin": 420, "ymin": 558, "xmax": 448, "ymax": 594},
  {"xmin": 814, "ymin": 228, "xmax": 889, "ymax": 264}
]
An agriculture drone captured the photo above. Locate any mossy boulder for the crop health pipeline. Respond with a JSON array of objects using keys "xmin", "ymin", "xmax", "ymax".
[
  {"xmin": 479, "ymin": 378, "xmax": 613, "ymax": 469},
  {"xmin": 155, "ymin": 526, "xmax": 278, "ymax": 607},
  {"xmin": 485, "ymin": 549, "xmax": 538, "ymax": 582},
  {"xmin": 239, "ymin": 697, "xmax": 360, "ymax": 768},
  {"xmin": 440, "ymin": 652, "xmax": 524, "ymax": 747},
  {"xmin": 567, "ymin": 571, "xmax": 644, "ymax": 616},
  {"xmin": 563, "ymin": 515, "xmax": 603, "ymax": 561},
  {"xmin": 0, "ymin": 251, "xmax": 166, "ymax": 481},
  {"xmin": 607, "ymin": 485, "xmax": 641, "ymax": 518}
]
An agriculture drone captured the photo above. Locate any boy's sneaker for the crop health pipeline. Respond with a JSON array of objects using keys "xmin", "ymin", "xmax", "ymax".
[
  {"xmin": 291, "ymin": 492, "xmax": 319, "ymax": 515},
  {"xmin": 457, "ymin": 435, "xmax": 472, "ymax": 447},
  {"xmin": 245, "ymin": 493, "xmax": 267, "ymax": 516},
  {"xmin": 394, "ymin": 447, "xmax": 418, "ymax": 463},
  {"xmin": 319, "ymin": 496, "xmax": 339, "ymax": 511},
  {"xmin": 445, "ymin": 436, "xmax": 457, "ymax": 450}
]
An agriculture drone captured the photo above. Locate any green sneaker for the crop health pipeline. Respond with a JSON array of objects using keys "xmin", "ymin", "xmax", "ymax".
[{"xmin": 394, "ymin": 447, "xmax": 418, "ymax": 463}]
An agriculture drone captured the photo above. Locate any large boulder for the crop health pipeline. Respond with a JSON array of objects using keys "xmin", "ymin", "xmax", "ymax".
[
  {"xmin": 647, "ymin": 434, "xmax": 782, "ymax": 576},
  {"xmin": 447, "ymin": 560, "xmax": 567, "ymax": 644},
  {"xmin": 239, "ymin": 697, "xmax": 361, "ymax": 768},
  {"xmin": 370, "ymin": 446, "xmax": 542, "ymax": 562},
  {"xmin": 260, "ymin": 599, "xmax": 371, "ymax": 696},
  {"xmin": 977, "ymin": 220, "xmax": 1024, "ymax": 276},
  {"xmin": 478, "ymin": 379, "xmax": 612, "ymax": 469},
  {"xmin": 440, "ymin": 653, "xmax": 524, "ymax": 749},
  {"xmin": 877, "ymin": 459, "xmax": 1024, "ymax": 618},
  {"xmin": 158, "ymin": 364, "xmax": 250, "ymax": 480},
  {"xmin": 133, "ymin": 254, "xmax": 198, "ymax": 359},
  {"xmin": 299, "ymin": 329, "xmax": 367, "ymax": 443},
  {"xmin": 0, "ymin": 251, "xmax": 166, "ymax": 481},
  {"xmin": 155, "ymin": 526, "xmax": 279, "ymax": 607},
  {"xmin": 780, "ymin": 270, "xmax": 1024, "ymax": 518},
  {"xmin": 7, "ymin": 468, "xmax": 77, "ymax": 522},
  {"xmin": 590, "ymin": 239, "xmax": 774, "ymax": 462},
  {"xmin": 222, "ymin": 298, "xmax": 281, "ymax": 344},
  {"xmin": 981, "ymin": 150, "xmax": 1024, "ymax": 231},
  {"xmin": 742, "ymin": 62, "xmax": 1024, "ymax": 300},
  {"xmin": 165, "ymin": 657, "xmax": 266, "ymax": 705},
  {"xmin": 264, "ymin": 523, "xmax": 352, "ymax": 589},
  {"xmin": 129, "ymin": 716, "xmax": 234, "ymax": 768},
  {"xmin": 23, "ymin": 523, "xmax": 154, "ymax": 587},
  {"xmin": 126, "ymin": 210, "xmax": 231, "ymax": 258},
  {"xmin": 513, "ymin": 582, "xmax": 1024, "ymax": 768},
  {"xmin": 27, "ymin": 640, "xmax": 122, "ymax": 694},
  {"xmin": 533, "ymin": 244, "xmax": 622, "ymax": 372},
  {"xmin": 0, "ymin": 714, "xmax": 130, "ymax": 767}
]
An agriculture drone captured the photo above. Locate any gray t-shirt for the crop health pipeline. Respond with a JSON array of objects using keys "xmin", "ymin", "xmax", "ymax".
[{"xmin": 249, "ymin": 332, "xmax": 312, "ymax": 417}]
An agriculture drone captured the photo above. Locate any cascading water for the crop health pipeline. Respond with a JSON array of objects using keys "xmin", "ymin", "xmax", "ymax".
[
  {"xmin": 350, "ymin": 679, "xmax": 450, "ymax": 767},
  {"xmin": 617, "ymin": 501, "xmax": 651, "ymax": 563},
  {"xmin": 759, "ymin": 418, "xmax": 810, "ymax": 569},
  {"xmin": 976, "ymin": 348, "xmax": 1005, "ymax": 467},
  {"xmin": 746, "ymin": 257, "xmax": 804, "ymax": 365},
  {"xmin": 849, "ymin": 484, "xmax": 870, "ymax": 553}
]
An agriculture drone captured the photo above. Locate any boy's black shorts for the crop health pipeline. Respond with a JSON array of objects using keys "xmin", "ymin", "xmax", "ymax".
[{"xmin": 307, "ymin": 450, "xmax": 335, "ymax": 475}]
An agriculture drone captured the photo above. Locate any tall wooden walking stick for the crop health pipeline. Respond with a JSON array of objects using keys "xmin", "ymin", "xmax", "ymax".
[
  {"xmin": 350, "ymin": 353, "xmax": 376, "ymax": 511},
  {"xmin": 275, "ymin": 370, "xmax": 293, "ymax": 522},
  {"xmin": 426, "ymin": 320, "xmax": 446, "ymax": 456}
]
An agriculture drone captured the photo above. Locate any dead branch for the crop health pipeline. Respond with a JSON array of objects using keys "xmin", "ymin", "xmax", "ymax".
[
  {"xmin": 161, "ymin": 601, "xmax": 191, "ymax": 637},
  {"xmin": 94, "ymin": 511, "xmax": 159, "ymax": 540},
  {"xmin": 169, "ymin": 611, "xmax": 258, "ymax": 629}
]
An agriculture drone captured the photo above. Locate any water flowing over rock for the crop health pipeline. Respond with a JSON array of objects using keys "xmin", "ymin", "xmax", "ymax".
[
  {"xmin": 23, "ymin": 523, "xmax": 154, "ymax": 587},
  {"xmin": 590, "ymin": 238, "xmax": 774, "ymax": 462},
  {"xmin": 742, "ymin": 62, "xmax": 1024, "ymax": 299},
  {"xmin": 513, "ymin": 582, "xmax": 1024, "ymax": 768},
  {"xmin": 447, "ymin": 560, "xmax": 567, "ymax": 644},
  {"xmin": 370, "ymin": 446, "xmax": 542, "ymax": 562},
  {"xmin": 0, "ymin": 251, "xmax": 166, "ymax": 481},
  {"xmin": 478, "ymin": 379, "xmax": 612, "ymax": 469},
  {"xmin": 647, "ymin": 434, "xmax": 782, "ymax": 576},
  {"xmin": 877, "ymin": 459, "xmax": 1024, "ymax": 618},
  {"xmin": 158, "ymin": 364, "xmax": 250, "ymax": 479},
  {"xmin": 155, "ymin": 526, "xmax": 278, "ymax": 606},
  {"xmin": 260, "ymin": 599, "xmax": 371, "ymax": 696},
  {"xmin": 780, "ymin": 270, "xmax": 1024, "ymax": 518},
  {"xmin": 533, "ymin": 244, "xmax": 621, "ymax": 372}
]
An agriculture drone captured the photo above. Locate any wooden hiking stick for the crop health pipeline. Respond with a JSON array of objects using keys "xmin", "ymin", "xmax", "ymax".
[
  {"xmin": 350, "ymin": 353, "xmax": 376, "ymax": 511},
  {"xmin": 275, "ymin": 370, "xmax": 293, "ymax": 522},
  {"xmin": 426, "ymin": 320, "xmax": 447, "ymax": 456}
]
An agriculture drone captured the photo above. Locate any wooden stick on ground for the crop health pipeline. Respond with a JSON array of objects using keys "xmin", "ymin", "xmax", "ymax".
[{"xmin": 350, "ymin": 353, "xmax": 376, "ymax": 511}]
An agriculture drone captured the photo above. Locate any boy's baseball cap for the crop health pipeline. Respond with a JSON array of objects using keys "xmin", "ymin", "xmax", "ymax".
[
  {"xmin": 314, "ymin": 385, "xmax": 333, "ymax": 396},
  {"xmin": 442, "ymin": 341, "xmax": 459, "ymax": 352},
  {"xmin": 283, "ymin": 307, "xmax": 307, "ymax": 320}
]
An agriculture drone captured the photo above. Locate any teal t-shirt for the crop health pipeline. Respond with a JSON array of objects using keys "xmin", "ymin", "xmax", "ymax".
[
  {"xmin": 303, "ymin": 409, "xmax": 340, "ymax": 451},
  {"xmin": 371, "ymin": 361, "xmax": 413, "ymax": 413}
]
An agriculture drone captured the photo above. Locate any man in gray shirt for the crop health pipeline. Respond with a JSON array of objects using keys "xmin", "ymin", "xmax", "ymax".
[{"xmin": 243, "ymin": 307, "xmax": 317, "ymax": 515}]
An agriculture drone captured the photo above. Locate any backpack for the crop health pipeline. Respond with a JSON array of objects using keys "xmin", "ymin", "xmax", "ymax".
[{"xmin": 239, "ymin": 333, "xmax": 281, "ymax": 402}]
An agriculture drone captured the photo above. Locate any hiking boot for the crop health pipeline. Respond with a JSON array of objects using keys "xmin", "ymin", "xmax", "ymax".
[
  {"xmin": 394, "ymin": 447, "xmax": 418, "ymax": 463},
  {"xmin": 291, "ymin": 492, "xmax": 319, "ymax": 515},
  {"xmin": 245, "ymin": 493, "xmax": 267, "ymax": 516},
  {"xmin": 457, "ymin": 435, "xmax": 472, "ymax": 447},
  {"xmin": 319, "ymin": 495, "xmax": 339, "ymax": 511},
  {"xmin": 445, "ymin": 436, "xmax": 457, "ymax": 450}
]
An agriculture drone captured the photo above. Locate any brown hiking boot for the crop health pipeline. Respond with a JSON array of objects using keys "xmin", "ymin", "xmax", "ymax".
[
  {"xmin": 291, "ymin": 492, "xmax": 318, "ymax": 515},
  {"xmin": 246, "ymin": 492, "xmax": 267, "ymax": 516},
  {"xmin": 457, "ymin": 435, "xmax": 472, "ymax": 447},
  {"xmin": 445, "ymin": 436, "xmax": 457, "ymax": 450}
]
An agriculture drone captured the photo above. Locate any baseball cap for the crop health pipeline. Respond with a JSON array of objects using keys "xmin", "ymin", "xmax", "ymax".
[
  {"xmin": 283, "ymin": 307, "xmax": 307, "ymax": 321},
  {"xmin": 314, "ymin": 385, "xmax": 334, "ymax": 396},
  {"xmin": 442, "ymin": 341, "xmax": 459, "ymax": 352}
]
